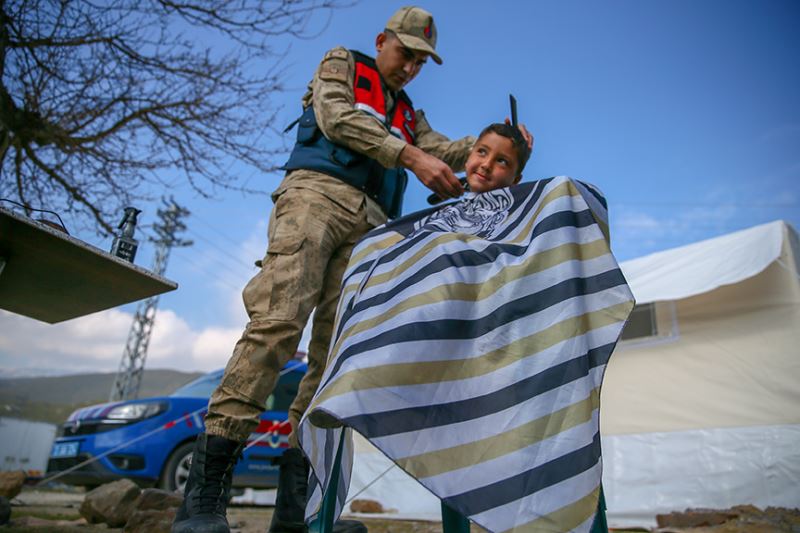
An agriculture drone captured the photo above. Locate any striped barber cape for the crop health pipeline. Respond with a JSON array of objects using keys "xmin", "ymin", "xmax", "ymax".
[{"xmin": 298, "ymin": 176, "xmax": 634, "ymax": 533}]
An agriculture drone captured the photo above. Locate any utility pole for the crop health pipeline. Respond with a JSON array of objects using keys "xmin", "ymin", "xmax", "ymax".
[{"xmin": 109, "ymin": 198, "xmax": 192, "ymax": 401}]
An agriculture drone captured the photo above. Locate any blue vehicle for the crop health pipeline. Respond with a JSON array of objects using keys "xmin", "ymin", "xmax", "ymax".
[{"xmin": 46, "ymin": 361, "xmax": 306, "ymax": 491}]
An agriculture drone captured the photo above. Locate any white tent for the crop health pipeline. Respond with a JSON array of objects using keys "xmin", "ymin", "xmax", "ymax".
[
  {"xmin": 341, "ymin": 220, "xmax": 800, "ymax": 527},
  {"xmin": 601, "ymin": 219, "xmax": 800, "ymax": 527}
]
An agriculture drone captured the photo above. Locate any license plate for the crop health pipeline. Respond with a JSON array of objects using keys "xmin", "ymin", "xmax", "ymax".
[{"xmin": 51, "ymin": 441, "xmax": 80, "ymax": 458}]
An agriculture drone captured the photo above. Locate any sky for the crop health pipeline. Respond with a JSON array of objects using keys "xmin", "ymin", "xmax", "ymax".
[{"xmin": 1, "ymin": 0, "xmax": 798, "ymax": 377}]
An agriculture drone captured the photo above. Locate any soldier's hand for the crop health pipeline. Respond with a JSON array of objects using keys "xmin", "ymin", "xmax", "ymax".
[
  {"xmin": 504, "ymin": 118, "xmax": 534, "ymax": 152},
  {"xmin": 399, "ymin": 144, "xmax": 463, "ymax": 199}
]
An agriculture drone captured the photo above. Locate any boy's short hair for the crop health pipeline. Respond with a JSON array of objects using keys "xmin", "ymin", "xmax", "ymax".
[{"xmin": 478, "ymin": 123, "xmax": 531, "ymax": 175}]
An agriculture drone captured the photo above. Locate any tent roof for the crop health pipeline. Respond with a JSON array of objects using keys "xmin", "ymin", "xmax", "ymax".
[{"xmin": 619, "ymin": 220, "xmax": 795, "ymax": 304}]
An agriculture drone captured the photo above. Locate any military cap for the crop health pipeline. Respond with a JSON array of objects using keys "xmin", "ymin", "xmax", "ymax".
[{"xmin": 385, "ymin": 6, "xmax": 442, "ymax": 65}]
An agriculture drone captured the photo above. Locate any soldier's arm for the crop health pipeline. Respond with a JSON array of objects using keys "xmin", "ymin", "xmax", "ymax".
[
  {"xmin": 311, "ymin": 48, "xmax": 463, "ymax": 199},
  {"xmin": 413, "ymin": 110, "xmax": 476, "ymax": 172},
  {"xmin": 311, "ymin": 48, "xmax": 407, "ymax": 170}
]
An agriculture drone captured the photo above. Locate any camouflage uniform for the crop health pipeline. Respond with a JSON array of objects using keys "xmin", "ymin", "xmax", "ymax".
[{"xmin": 205, "ymin": 47, "xmax": 475, "ymax": 447}]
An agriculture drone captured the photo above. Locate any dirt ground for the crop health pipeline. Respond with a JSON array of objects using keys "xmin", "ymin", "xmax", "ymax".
[
  {"xmin": 5, "ymin": 487, "xmax": 474, "ymax": 533},
  {"xmin": 5, "ymin": 487, "xmax": 799, "ymax": 532}
]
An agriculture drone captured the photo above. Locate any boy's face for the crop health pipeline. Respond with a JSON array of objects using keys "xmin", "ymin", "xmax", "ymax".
[{"xmin": 465, "ymin": 132, "xmax": 521, "ymax": 193}]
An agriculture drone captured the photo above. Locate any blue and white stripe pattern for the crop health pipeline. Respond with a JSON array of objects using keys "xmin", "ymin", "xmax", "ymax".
[{"xmin": 299, "ymin": 176, "xmax": 634, "ymax": 532}]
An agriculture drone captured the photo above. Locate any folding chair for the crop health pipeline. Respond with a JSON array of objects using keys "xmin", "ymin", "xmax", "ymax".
[{"xmin": 307, "ymin": 431, "xmax": 608, "ymax": 533}]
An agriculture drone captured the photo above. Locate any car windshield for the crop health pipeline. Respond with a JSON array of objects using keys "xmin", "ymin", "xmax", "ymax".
[{"xmin": 171, "ymin": 373, "xmax": 222, "ymax": 398}]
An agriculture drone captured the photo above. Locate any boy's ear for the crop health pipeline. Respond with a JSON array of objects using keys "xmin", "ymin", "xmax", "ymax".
[{"xmin": 513, "ymin": 174, "xmax": 523, "ymax": 185}]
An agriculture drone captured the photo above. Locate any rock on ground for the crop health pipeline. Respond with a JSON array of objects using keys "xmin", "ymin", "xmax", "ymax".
[
  {"xmin": 10, "ymin": 485, "xmax": 800, "ymax": 533},
  {"xmin": 0, "ymin": 471, "xmax": 26, "ymax": 499},
  {"xmin": 121, "ymin": 488, "xmax": 182, "ymax": 533},
  {"xmin": 655, "ymin": 505, "xmax": 800, "ymax": 532},
  {"xmin": 124, "ymin": 508, "xmax": 177, "ymax": 533},
  {"xmin": 79, "ymin": 478, "xmax": 141, "ymax": 527},
  {"xmin": 350, "ymin": 499, "xmax": 385, "ymax": 513},
  {"xmin": 134, "ymin": 488, "xmax": 183, "ymax": 512},
  {"xmin": 657, "ymin": 508, "xmax": 741, "ymax": 528}
]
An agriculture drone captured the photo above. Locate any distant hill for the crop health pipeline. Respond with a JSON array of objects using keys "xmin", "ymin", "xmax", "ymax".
[{"xmin": 0, "ymin": 369, "xmax": 203, "ymax": 424}]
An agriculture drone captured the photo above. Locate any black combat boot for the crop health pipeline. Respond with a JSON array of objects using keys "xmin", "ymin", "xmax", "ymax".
[
  {"xmin": 172, "ymin": 433, "xmax": 244, "ymax": 533},
  {"xmin": 268, "ymin": 448, "xmax": 309, "ymax": 533},
  {"xmin": 268, "ymin": 448, "xmax": 366, "ymax": 533}
]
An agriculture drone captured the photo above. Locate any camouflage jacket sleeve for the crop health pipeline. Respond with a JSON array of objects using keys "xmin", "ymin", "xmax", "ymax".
[{"xmin": 413, "ymin": 110, "xmax": 475, "ymax": 172}]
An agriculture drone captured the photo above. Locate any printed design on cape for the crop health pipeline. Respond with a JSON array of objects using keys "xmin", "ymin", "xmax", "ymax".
[{"xmin": 417, "ymin": 188, "xmax": 513, "ymax": 239}]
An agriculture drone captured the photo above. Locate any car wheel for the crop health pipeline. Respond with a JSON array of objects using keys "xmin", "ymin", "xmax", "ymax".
[{"xmin": 158, "ymin": 441, "xmax": 195, "ymax": 493}]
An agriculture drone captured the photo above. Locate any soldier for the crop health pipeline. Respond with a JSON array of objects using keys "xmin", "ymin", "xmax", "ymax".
[{"xmin": 173, "ymin": 6, "xmax": 477, "ymax": 533}]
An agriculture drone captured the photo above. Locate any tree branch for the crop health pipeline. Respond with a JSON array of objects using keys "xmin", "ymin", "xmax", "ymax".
[
  {"xmin": 0, "ymin": 0, "xmax": 352, "ymax": 234},
  {"xmin": 20, "ymin": 139, "xmax": 114, "ymax": 233}
]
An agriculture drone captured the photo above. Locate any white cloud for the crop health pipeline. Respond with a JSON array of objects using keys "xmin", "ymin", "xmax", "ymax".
[
  {"xmin": 0, "ymin": 307, "xmax": 230, "ymax": 375},
  {"xmin": 0, "ymin": 308, "xmax": 129, "ymax": 368},
  {"xmin": 145, "ymin": 309, "xmax": 204, "ymax": 367},
  {"xmin": 191, "ymin": 327, "xmax": 242, "ymax": 369},
  {"xmin": 0, "ymin": 298, "xmax": 312, "ymax": 377},
  {"xmin": 610, "ymin": 195, "xmax": 744, "ymax": 261},
  {"xmin": 614, "ymin": 211, "xmax": 661, "ymax": 235},
  {"xmin": 614, "ymin": 203, "xmax": 737, "ymax": 241}
]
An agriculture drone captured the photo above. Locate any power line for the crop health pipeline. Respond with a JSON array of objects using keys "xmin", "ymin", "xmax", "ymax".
[
  {"xmin": 169, "ymin": 249, "xmax": 247, "ymax": 293},
  {"xmin": 140, "ymin": 222, "xmax": 257, "ymax": 288},
  {"xmin": 185, "ymin": 226, "xmax": 259, "ymax": 273},
  {"xmin": 171, "ymin": 242, "xmax": 255, "ymax": 287},
  {"xmin": 141, "ymin": 223, "xmax": 255, "ymax": 297},
  {"xmin": 191, "ymin": 212, "xmax": 257, "ymax": 248}
]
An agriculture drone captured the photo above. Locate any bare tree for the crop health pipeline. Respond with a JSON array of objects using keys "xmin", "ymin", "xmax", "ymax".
[{"xmin": 0, "ymin": 0, "xmax": 344, "ymax": 234}]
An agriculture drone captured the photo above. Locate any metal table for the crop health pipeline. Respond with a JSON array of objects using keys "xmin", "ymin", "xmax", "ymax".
[{"xmin": 0, "ymin": 207, "xmax": 177, "ymax": 324}]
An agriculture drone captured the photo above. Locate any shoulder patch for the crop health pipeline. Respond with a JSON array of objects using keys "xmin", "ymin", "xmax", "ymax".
[
  {"xmin": 324, "ymin": 48, "xmax": 349, "ymax": 61},
  {"xmin": 320, "ymin": 58, "xmax": 348, "ymax": 82},
  {"xmin": 319, "ymin": 48, "xmax": 350, "ymax": 82}
]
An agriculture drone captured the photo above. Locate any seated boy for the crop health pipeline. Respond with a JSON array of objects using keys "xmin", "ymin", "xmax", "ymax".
[
  {"xmin": 464, "ymin": 122, "xmax": 532, "ymax": 194},
  {"xmin": 298, "ymin": 122, "xmax": 629, "ymax": 533},
  {"xmin": 421, "ymin": 121, "xmax": 532, "ymax": 236}
]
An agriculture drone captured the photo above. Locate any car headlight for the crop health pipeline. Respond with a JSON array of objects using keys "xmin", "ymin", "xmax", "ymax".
[{"xmin": 106, "ymin": 402, "xmax": 166, "ymax": 421}]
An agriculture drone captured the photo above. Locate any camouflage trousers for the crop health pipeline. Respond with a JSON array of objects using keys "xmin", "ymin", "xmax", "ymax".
[{"xmin": 205, "ymin": 186, "xmax": 375, "ymax": 446}]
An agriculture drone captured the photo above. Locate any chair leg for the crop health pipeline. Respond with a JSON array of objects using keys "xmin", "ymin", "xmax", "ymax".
[
  {"xmin": 309, "ymin": 432, "xmax": 346, "ymax": 533},
  {"xmin": 589, "ymin": 485, "xmax": 609, "ymax": 533},
  {"xmin": 310, "ymin": 434, "xmax": 607, "ymax": 533},
  {"xmin": 441, "ymin": 502, "xmax": 470, "ymax": 533},
  {"xmin": 309, "ymin": 431, "xmax": 474, "ymax": 533}
]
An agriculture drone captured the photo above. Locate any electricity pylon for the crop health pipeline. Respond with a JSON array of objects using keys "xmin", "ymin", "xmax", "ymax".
[{"xmin": 109, "ymin": 198, "xmax": 192, "ymax": 401}]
